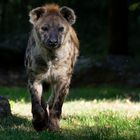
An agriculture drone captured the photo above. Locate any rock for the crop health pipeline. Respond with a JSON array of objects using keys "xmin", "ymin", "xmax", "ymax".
[{"xmin": 0, "ymin": 96, "xmax": 11, "ymax": 118}]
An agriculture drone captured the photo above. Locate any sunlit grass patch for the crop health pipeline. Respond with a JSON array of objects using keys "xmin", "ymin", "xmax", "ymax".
[
  {"xmin": 63, "ymin": 99, "xmax": 140, "ymax": 118},
  {"xmin": 0, "ymin": 86, "xmax": 140, "ymax": 140}
]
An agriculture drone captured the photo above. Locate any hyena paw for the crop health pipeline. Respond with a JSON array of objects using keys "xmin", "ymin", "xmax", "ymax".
[
  {"xmin": 48, "ymin": 117, "xmax": 60, "ymax": 132},
  {"xmin": 32, "ymin": 105, "xmax": 47, "ymax": 131}
]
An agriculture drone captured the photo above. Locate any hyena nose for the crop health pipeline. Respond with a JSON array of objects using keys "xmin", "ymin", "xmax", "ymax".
[{"xmin": 48, "ymin": 38, "xmax": 58, "ymax": 46}]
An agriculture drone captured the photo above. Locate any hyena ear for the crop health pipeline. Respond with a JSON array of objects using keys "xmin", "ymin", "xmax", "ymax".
[
  {"xmin": 60, "ymin": 6, "xmax": 76, "ymax": 25},
  {"xmin": 29, "ymin": 7, "xmax": 45, "ymax": 25}
]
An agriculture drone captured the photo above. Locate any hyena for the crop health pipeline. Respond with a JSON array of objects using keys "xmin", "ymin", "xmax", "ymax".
[{"xmin": 25, "ymin": 4, "xmax": 79, "ymax": 131}]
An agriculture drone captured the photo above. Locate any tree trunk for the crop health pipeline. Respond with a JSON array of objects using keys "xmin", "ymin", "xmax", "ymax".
[{"xmin": 109, "ymin": 0, "xmax": 128, "ymax": 55}]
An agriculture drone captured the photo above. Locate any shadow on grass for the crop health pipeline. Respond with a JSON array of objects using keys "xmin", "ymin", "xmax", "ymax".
[
  {"xmin": 0, "ymin": 115, "xmax": 99, "ymax": 140},
  {"xmin": 0, "ymin": 115, "xmax": 62, "ymax": 140},
  {"xmin": 60, "ymin": 126, "xmax": 130, "ymax": 140},
  {"xmin": 0, "ymin": 114, "xmax": 139, "ymax": 140},
  {"xmin": 0, "ymin": 85, "xmax": 140, "ymax": 103},
  {"xmin": 67, "ymin": 86, "xmax": 140, "ymax": 102},
  {"xmin": 0, "ymin": 86, "xmax": 30, "ymax": 102},
  {"xmin": 0, "ymin": 115, "xmax": 32, "ymax": 139}
]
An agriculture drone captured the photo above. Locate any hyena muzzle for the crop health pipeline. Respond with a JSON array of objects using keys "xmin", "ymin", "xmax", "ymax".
[{"xmin": 25, "ymin": 4, "xmax": 79, "ymax": 131}]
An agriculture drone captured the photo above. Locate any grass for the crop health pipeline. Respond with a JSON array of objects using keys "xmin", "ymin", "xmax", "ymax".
[{"xmin": 0, "ymin": 86, "xmax": 140, "ymax": 140}]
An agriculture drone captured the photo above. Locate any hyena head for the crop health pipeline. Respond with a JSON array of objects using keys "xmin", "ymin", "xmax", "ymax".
[{"xmin": 29, "ymin": 4, "xmax": 76, "ymax": 49}]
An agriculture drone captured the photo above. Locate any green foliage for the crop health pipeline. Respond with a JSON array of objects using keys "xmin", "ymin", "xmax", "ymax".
[{"xmin": 129, "ymin": 2, "xmax": 140, "ymax": 11}]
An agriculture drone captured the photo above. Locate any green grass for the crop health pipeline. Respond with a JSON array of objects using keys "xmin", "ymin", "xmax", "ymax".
[{"xmin": 0, "ymin": 86, "xmax": 140, "ymax": 140}]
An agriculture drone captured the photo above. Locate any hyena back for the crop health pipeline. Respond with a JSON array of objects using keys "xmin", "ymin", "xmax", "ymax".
[{"xmin": 25, "ymin": 4, "xmax": 79, "ymax": 131}]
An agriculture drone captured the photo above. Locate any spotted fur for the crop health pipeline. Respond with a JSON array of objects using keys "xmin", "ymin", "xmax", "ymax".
[{"xmin": 25, "ymin": 4, "xmax": 79, "ymax": 131}]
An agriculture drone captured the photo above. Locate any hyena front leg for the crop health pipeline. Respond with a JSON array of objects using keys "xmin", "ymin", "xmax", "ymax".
[
  {"xmin": 48, "ymin": 79, "xmax": 70, "ymax": 131},
  {"xmin": 28, "ymin": 79, "xmax": 48, "ymax": 131}
]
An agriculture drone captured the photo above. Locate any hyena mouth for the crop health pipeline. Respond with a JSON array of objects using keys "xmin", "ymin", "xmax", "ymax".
[
  {"xmin": 48, "ymin": 44, "xmax": 59, "ymax": 49},
  {"xmin": 45, "ymin": 42, "xmax": 61, "ymax": 49}
]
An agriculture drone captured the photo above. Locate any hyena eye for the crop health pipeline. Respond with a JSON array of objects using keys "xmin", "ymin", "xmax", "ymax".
[
  {"xmin": 58, "ymin": 26, "xmax": 64, "ymax": 32},
  {"xmin": 41, "ymin": 26, "xmax": 48, "ymax": 31}
]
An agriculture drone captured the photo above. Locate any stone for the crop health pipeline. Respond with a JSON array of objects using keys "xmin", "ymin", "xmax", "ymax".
[{"xmin": 0, "ymin": 96, "xmax": 11, "ymax": 118}]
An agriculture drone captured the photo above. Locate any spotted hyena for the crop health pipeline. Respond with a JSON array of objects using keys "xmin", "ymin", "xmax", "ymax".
[{"xmin": 25, "ymin": 4, "xmax": 79, "ymax": 131}]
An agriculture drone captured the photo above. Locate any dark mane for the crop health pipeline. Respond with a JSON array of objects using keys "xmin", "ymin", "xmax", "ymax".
[{"xmin": 43, "ymin": 4, "xmax": 60, "ymax": 14}]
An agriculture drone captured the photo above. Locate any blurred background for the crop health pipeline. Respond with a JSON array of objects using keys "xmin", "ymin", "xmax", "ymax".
[{"xmin": 0, "ymin": 0, "xmax": 140, "ymax": 87}]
